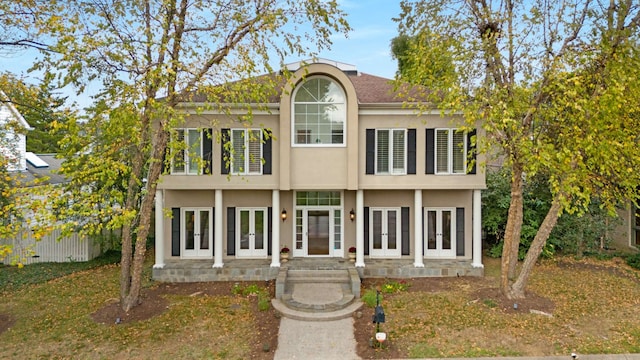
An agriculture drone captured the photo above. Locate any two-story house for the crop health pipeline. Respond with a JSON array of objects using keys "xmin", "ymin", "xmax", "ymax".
[{"xmin": 152, "ymin": 59, "xmax": 486, "ymax": 282}]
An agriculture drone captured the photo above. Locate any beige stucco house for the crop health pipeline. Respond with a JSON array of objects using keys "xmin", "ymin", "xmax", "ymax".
[{"xmin": 152, "ymin": 59, "xmax": 486, "ymax": 282}]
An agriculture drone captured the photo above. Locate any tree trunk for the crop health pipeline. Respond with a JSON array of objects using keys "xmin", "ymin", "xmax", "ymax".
[
  {"xmin": 121, "ymin": 128, "xmax": 169, "ymax": 312},
  {"xmin": 507, "ymin": 197, "xmax": 562, "ymax": 299},
  {"xmin": 500, "ymin": 163, "xmax": 524, "ymax": 296}
]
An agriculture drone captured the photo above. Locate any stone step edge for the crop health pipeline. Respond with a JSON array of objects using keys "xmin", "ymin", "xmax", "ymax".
[
  {"xmin": 285, "ymin": 277, "xmax": 351, "ymax": 283},
  {"xmin": 272, "ymin": 299, "xmax": 364, "ymax": 321},
  {"xmin": 280, "ymin": 293, "xmax": 355, "ymax": 313}
]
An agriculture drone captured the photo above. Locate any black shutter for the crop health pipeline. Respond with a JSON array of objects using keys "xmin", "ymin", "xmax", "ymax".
[
  {"xmin": 422, "ymin": 207, "xmax": 425, "ymax": 256},
  {"xmin": 267, "ymin": 207, "xmax": 272, "ymax": 256},
  {"xmin": 456, "ymin": 207, "xmax": 465, "ymax": 256},
  {"xmin": 171, "ymin": 208, "xmax": 180, "ymax": 256},
  {"xmin": 203, "ymin": 128, "xmax": 213, "ymax": 174},
  {"xmin": 263, "ymin": 130, "xmax": 272, "ymax": 175},
  {"xmin": 426, "ymin": 129, "xmax": 435, "ymax": 174},
  {"xmin": 401, "ymin": 207, "xmax": 410, "ymax": 255},
  {"xmin": 363, "ymin": 207, "xmax": 370, "ymax": 255},
  {"xmin": 407, "ymin": 129, "xmax": 416, "ymax": 174},
  {"xmin": 365, "ymin": 129, "xmax": 375, "ymax": 174},
  {"xmin": 227, "ymin": 207, "xmax": 235, "ymax": 256},
  {"xmin": 467, "ymin": 129, "xmax": 477, "ymax": 175},
  {"xmin": 221, "ymin": 128, "xmax": 230, "ymax": 175}
]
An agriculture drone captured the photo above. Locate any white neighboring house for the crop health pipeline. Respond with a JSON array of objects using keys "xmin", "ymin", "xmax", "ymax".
[{"xmin": 0, "ymin": 91, "xmax": 108, "ymax": 264}]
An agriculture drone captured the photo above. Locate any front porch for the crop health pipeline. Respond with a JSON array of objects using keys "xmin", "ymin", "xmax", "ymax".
[{"xmin": 152, "ymin": 258, "xmax": 484, "ymax": 283}]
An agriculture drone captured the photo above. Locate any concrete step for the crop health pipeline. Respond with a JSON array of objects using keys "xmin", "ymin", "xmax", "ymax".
[{"xmin": 272, "ymin": 298, "xmax": 364, "ymax": 321}]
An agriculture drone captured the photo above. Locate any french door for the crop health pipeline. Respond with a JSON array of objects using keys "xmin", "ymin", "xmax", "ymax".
[
  {"xmin": 182, "ymin": 208, "xmax": 212, "ymax": 258},
  {"xmin": 424, "ymin": 208, "xmax": 456, "ymax": 258},
  {"xmin": 370, "ymin": 208, "xmax": 401, "ymax": 258},
  {"xmin": 236, "ymin": 208, "xmax": 267, "ymax": 258}
]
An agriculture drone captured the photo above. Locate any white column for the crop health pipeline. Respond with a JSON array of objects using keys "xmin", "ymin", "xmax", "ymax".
[
  {"xmin": 213, "ymin": 189, "xmax": 224, "ymax": 268},
  {"xmin": 414, "ymin": 189, "xmax": 424, "ymax": 267},
  {"xmin": 153, "ymin": 189, "xmax": 165, "ymax": 269},
  {"xmin": 472, "ymin": 189, "xmax": 484, "ymax": 268},
  {"xmin": 271, "ymin": 190, "xmax": 281, "ymax": 267},
  {"xmin": 355, "ymin": 189, "xmax": 365, "ymax": 267}
]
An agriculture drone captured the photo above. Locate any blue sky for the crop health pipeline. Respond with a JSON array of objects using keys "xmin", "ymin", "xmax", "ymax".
[{"xmin": 2, "ymin": 1, "xmax": 401, "ymax": 108}]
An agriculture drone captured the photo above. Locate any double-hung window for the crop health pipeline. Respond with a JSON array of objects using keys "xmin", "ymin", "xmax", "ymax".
[
  {"xmin": 376, "ymin": 129, "xmax": 406, "ymax": 175},
  {"xmin": 435, "ymin": 128, "xmax": 466, "ymax": 174},
  {"xmin": 231, "ymin": 129, "xmax": 263, "ymax": 175},
  {"xmin": 172, "ymin": 128, "xmax": 202, "ymax": 175}
]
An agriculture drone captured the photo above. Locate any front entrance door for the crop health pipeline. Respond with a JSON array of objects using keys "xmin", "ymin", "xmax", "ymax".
[
  {"xmin": 424, "ymin": 208, "xmax": 456, "ymax": 258},
  {"xmin": 237, "ymin": 208, "xmax": 267, "ymax": 258},
  {"xmin": 183, "ymin": 208, "xmax": 212, "ymax": 258},
  {"xmin": 307, "ymin": 210, "xmax": 330, "ymax": 255},
  {"xmin": 370, "ymin": 208, "xmax": 401, "ymax": 258}
]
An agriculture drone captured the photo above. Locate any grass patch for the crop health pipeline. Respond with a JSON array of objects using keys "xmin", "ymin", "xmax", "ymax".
[
  {"xmin": 232, "ymin": 283, "xmax": 271, "ymax": 311},
  {"xmin": 0, "ymin": 250, "xmax": 121, "ymax": 292}
]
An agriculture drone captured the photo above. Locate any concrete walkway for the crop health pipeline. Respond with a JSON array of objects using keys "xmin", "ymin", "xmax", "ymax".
[{"xmin": 274, "ymin": 317, "xmax": 359, "ymax": 360}]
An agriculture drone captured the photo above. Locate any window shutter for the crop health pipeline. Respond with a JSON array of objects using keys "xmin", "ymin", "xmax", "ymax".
[
  {"xmin": 263, "ymin": 130, "xmax": 272, "ymax": 175},
  {"xmin": 363, "ymin": 207, "xmax": 370, "ymax": 255},
  {"xmin": 456, "ymin": 207, "xmax": 465, "ymax": 256},
  {"xmin": 366, "ymin": 129, "xmax": 375, "ymax": 174},
  {"xmin": 202, "ymin": 128, "xmax": 213, "ymax": 174},
  {"xmin": 426, "ymin": 129, "xmax": 435, "ymax": 174},
  {"xmin": 227, "ymin": 207, "xmax": 235, "ymax": 255},
  {"xmin": 221, "ymin": 129, "xmax": 230, "ymax": 174},
  {"xmin": 467, "ymin": 129, "xmax": 477, "ymax": 175},
  {"xmin": 401, "ymin": 207, "xmax": 410, "ymax": 255},
  {"xmin": 171, "ymin": 208, "xmax": 180, "ymax": 256},
  {"xmin": 407, "ymin": 129, "xmax": 416, "ymax": 174}
]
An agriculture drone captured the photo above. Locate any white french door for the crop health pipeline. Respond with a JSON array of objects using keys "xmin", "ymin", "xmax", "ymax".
[
  {"xmin": 424, "ymin": 208, "xmax": 456, "ymax": 258},
  {"xmin": 182, "ymin": 208, "xmax": 212, "ymax": 258},
  {"xmin": 236, "ymin": 208, "xmax": 267, "ymax": 258},
  {"xmin": 370, "ymin": 208, "xmax": 401, "ymax": 258}
]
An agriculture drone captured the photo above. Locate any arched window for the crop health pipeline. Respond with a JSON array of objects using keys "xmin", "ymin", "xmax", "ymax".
[{"xmin": 292, "ymin": 77, "xmax": 346, "ymax": 146}]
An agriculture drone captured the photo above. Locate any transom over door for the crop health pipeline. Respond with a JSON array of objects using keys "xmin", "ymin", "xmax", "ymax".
[
  {"xmin": 370, "ymin": 208, "xmax": 401, "ymax": 258},
  {"xmin": 236, "ymin": 208, "xmax": 267, "ymax": 258},
  {"xmin": 424, "ymin": 208, "xmax": 456, "ymax": 258},
  {"xmin": 183, "ymin": 208, "xmax": 212, "ymax": 258}
]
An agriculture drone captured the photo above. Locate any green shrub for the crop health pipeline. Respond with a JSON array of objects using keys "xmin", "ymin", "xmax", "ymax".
[
  {"xmin": 362, "ymin": 288, "xmax": 383, "ymax": 308},
  {"xmin": 626, "ymin": 253, "xmax": 640, "ymax": 270},
  {"xmin": 231, "ymin": 283, "xmax": 271, "ymax": 311}
]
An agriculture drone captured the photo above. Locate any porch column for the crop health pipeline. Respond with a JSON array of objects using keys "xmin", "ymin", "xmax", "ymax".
[
  {"xmin": 414, "ymin": 189, "xmax": 424, "ymax": 267},
  {"xmin": 271, "ymin": 190, "xmax": 281, "ymax": 267},
  {"xmin": 472, "ymin": 189, "xmax": 484, "ymax": 268},
  {"xmin": 153, "ymin": 189, "xmax": 165, "ymax": 269},
  {"xmin": 355, "ymin": 189, "xmax": 365, "ymax": 267},
  {"xmin": 213, "ymin": 189, "xmax": 224, "ymax": 268}
]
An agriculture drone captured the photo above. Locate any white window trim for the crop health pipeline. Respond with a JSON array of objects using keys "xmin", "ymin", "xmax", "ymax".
[
  {"xmin": 291, "ymin": 76, "xmax": 347, "ymax": 148},
  {"xmin": 435, "ymin": 128, "xmax": 467, "ymax": 175},
  {"xmin": 230, "ymin": 128, "xmax": 263, "ymax": 175},
  {"xmin": 375, "ymin": 128, "xmax": 407, "ymax": 175},
  {"xmin": 171, "ymin": 128, "xmax": 203, "ymax": 175}
]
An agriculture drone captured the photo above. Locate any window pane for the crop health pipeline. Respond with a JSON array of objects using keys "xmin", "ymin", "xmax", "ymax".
[
  {"xmin": 199, "ymin": 210, "xmax": 209, "ymax": 250},
  {"xmin": 185, "ymin": 210, "xmax": 195, "ymax": 250},
  {"xmin": 376, "ymin": 130, "xmax": 389, "ymax": 173},
  {"xmin": 255, "ymin": 210, "xmax": 264, "ymax": 250},
  {"xmin": 436, "ymin": 129, "xmax": 450, "ymax": 173},
  {"xmin": 427, "ymin": 211, "xmax": 437, "ymax": 250},
  {"xmin": 392, "ymin": 130, "xmax": 405, "ymax": 174},
  {"xmin": 442, "ymin": 210, "xmax": 452, "ymax": 250},
  {"xmin": 188, "ymin": 129, "xmax": 201, "ymax": 174},
  {"xmin": 240, "ymin": 210, "xmax": 250, "ymax": 250},
  {"xmin": 452, "ymin": 130, "xmax": 465, "ymax": 174},
  {"xmin": 373, "ymin": 210, "xmax": 382, "ymax": 249},
  {"xmin": 172, "ymin": 130, "xmax": 185, "ymax": 173},
  {"xmin": 387, "ymin": 210, "xmax": 397, "ymax": 249}
]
